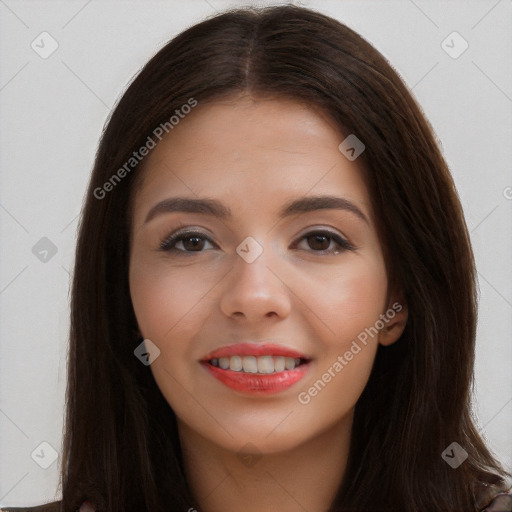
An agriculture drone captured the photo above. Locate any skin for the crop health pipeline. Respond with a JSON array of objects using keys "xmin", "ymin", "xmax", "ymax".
[{"xmin": 129, "ymin": 94, "xmax": 408, "ymax": 512}]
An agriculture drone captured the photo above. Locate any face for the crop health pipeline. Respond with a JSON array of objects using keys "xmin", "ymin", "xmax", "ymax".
[{"xmin": 128, "ymin": 95, "xmax": 407, "ymax": 455}]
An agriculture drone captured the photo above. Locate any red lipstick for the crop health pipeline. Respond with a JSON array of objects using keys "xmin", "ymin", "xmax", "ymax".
[
  {"xmin": 202, "ymin": 343, "xmax": 309, "ymax": 360},
  {"xmin": 200, "ymin": 343, "xmax": 312, "ymax": 395}
]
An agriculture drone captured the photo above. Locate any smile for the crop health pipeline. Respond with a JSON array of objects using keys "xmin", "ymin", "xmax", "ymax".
[
  {"xmin": 200, "ymin": 343, "xmax": 312, "ymax": 394},
  {"xmin": 210, "ymin": 355, "xmax": 304, "ymax": 373}
]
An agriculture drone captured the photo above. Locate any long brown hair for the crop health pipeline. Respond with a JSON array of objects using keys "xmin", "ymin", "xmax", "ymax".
[{"xmin": 61, "ymin": 5, "xmax": 511, "ymax": 511}]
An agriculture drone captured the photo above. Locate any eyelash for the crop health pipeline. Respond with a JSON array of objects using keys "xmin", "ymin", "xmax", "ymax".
[{"xmin": 159, "ymin": 228, "xmax": 355, "ymax": 255}]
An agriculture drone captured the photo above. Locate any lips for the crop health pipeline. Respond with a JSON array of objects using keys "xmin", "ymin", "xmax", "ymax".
[
  {"xmin": 200, "ymin": 343, "xmax": 312, "ymax": 395},
  {"xmin": 202, "ymin": 343, "xmax": 310, "ymax": 360}
]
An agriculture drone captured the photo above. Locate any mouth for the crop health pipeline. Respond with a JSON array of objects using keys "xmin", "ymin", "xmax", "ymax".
[
  {"xmin": 200, "ymin": 343, "xmax": 312, "ymax": 395},
  {"xmin": 208, "ymin": 354, "xmax": 308, "ymax": 373}
]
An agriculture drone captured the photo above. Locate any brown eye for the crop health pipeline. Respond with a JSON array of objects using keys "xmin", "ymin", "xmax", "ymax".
[
  {"xmin": 295, "ymin": 230, "xmax": 353, "ymax": 254},
  {"xmin": 160, "ymin": 231, "xmax": 215, "ymax": 253},
  {"xmin": 181, "ymin": 236, "xmax": 206, "ymax": 251},
  {"xmin": 306, "ymin": 234, "xmax": 331, "ymax": 251}
]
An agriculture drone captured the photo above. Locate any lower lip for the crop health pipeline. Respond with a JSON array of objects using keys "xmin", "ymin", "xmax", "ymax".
[{"xmin": 201, "ymin": 361, "xmax": 311, "ymax": 395}]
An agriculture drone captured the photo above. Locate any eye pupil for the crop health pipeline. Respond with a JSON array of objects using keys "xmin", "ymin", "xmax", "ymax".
[
  {"xmin": 183, "ymin": 236, "xmax": 204, "ymax": 251},
  {"xmin": 308, "ymin": 234, "xmax": 330, "ymax": 251}
]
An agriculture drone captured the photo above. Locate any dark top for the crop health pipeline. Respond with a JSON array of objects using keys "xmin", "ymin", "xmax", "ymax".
[{"xmin": 2, "ymin": 491, "xmax": 512, "ymax": 512}]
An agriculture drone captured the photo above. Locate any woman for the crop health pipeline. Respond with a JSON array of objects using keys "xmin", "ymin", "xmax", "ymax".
[{"xmin": 3, "ymin": 4, "xmax": 511, "ymax": 512}]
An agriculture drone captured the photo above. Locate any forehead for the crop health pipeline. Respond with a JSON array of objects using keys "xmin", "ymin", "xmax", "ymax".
[{"xmin": 131, "ymin": 95, "xmax": 373, "ymax": 225}]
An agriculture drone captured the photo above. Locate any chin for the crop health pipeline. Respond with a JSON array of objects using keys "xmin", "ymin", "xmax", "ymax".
[{"xmin": 179, "ymin": 403, "xmax": 344, "ymax": 457}]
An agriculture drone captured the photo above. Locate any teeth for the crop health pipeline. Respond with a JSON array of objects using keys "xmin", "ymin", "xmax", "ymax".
[
  {"xmin": 209, "ymin": 355, "xmax": 304, "ymax": 373},
  {"xmin": 242, "ymin": 356, "xmax": 258, "ymax": 373},
  {"xmin": 229, "ymin": 355, "xmax": 242, "ymax": 371},
  {"xmin": 274, "ymin": 356, "xmax": 286, "ymax": 372},
  {"xmin": 285, "ymin": 357, "xmax": 296, "ymax": 370},
  {"xmin": 257, "ymin": 355, "xmax": 274, "ymax": 374}
]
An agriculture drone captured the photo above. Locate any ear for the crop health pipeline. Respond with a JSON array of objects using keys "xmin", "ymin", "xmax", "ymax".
[{"xmin": 378, "ymin": 299, "xmax": 408, "ymax": 347}]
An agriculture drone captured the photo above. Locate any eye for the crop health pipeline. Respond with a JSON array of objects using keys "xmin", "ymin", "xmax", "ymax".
[
  {"xmin": 160, "ymin": 230, "xmax": 216, "ymax": 253},
  {"xmin": 294, "ymin": 230, "xmax": 354, "ymax": 254},
  {"xmin": 159, "ymin": 228, "xmax": 354, "ymax": 255}
]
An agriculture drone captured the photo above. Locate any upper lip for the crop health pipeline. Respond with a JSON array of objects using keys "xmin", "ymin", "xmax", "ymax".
[{"xmin": 201, "ymin": 343, "xmax": 312, "ymax": 361}]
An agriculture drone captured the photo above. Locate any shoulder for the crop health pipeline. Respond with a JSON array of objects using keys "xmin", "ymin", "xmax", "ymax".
[
  {"xmin": 480, "ymin": 489, "xmax": 512, "ymax": 512},
  {"xmin": 0, "ymin": 501, "xmax": 62, "ymax": 512},
  {"xmin": 0, "ymin": 500, "xmax": 93, "ymax": 512}
]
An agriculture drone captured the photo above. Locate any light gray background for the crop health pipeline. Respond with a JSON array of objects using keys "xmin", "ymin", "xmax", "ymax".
[{"xmin": 1, "ymin": 0, "xmax": 511, "ymax": 507}]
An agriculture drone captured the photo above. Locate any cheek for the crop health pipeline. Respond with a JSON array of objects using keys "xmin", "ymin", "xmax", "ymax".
[
  {"xmin": 337, "ymin": 267, "xmax": 387, "ymax": 331},
  {"xmin": 299, "ymin": 342, "xmax": 377, "ymax": 418},
  {"xmin": 129, "ymin": 258, "xmax": 218, "ymax": 341},
  {"xmin": 295, "ymin": 254, "xmax": 388, "ymax": 343},
  {"xmin": 296, "ymin": 257, "xmax": 387, "ymax": 411}
]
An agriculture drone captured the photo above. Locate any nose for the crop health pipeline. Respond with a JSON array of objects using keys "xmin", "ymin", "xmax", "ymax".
[{"xmin": 219, "ymin": 247, "xmax": 292, "ymax": 322}]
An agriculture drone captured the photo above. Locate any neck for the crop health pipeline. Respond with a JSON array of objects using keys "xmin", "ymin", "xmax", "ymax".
[{"xmin": 178, "ymin": 413, "xmax": 352, "ymax": 512}]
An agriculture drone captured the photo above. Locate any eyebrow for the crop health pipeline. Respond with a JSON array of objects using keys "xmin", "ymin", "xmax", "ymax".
[{"xmin": 144, "ymin": 194, "xmax": 369, "ymax": 225}]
